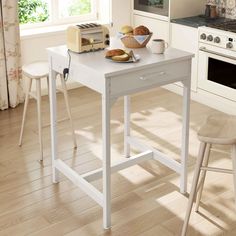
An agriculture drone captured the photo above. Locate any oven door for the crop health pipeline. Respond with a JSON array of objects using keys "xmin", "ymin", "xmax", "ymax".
[
  {"xmin": 134, "ymin": 0, "xmax": 169, "ymax": 17},
  {"xmin": 198, "ymin": 43, "xmax": 236, "ymax": 101}
]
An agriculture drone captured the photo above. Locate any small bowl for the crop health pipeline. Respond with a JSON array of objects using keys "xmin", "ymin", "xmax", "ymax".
[{"xmin": 121, "ymin": 33, "xmax": 153, "ymax": 48}]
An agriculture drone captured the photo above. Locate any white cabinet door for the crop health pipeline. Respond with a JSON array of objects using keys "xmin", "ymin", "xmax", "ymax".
[
  {"xmin": 133, "ymin": 14, "xmax": 169, "ymax": 43},
  {"xmin": 110, "ymin": 0, "xmax": 132, "ymax": 36},
  {"xmin": 171, "ymin": 23, "xmax": 198, "ymax": 91}
]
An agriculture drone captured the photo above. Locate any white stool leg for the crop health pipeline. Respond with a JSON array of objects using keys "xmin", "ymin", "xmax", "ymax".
[
  {"xmin": 181, "ymin": 142, "xmax": 206, "ymax": 236},
  {"xmin": 195, "ymin": 143, "xmax": 211, "ymax": 212},
  {"xmin": 36, "ymin": 79, "xmax": 43, "ymax": 161},
  {"xmin": 60, "ymin": 75, "xmax": 77, "ymax": 148},
  {"xmin": 232, "ymin": 144, "xmax": 236, "ymax": 208},
  {"xmin": 19, "ymin": 78, "xmax": 32, "ymax": 146}
]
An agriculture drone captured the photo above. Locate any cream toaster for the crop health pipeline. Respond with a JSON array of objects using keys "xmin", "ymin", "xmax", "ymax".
[{"xmin": 67, "ymin": 23, "xmax": 110, "ymax": 53}]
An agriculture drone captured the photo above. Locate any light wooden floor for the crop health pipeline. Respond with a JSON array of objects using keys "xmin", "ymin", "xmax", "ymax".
[{"xmin": 0, "ymin": 86, "xmax": 236, "ymax": 236}]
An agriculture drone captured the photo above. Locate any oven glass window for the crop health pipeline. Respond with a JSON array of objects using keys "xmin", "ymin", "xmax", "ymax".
[
  {"xmin": 134, "ymin": 0, "xmax": 169, "ymax": 16},
  {"xmin": 208, "ymin": 57, "xmax": 236, "ymax": 89}
]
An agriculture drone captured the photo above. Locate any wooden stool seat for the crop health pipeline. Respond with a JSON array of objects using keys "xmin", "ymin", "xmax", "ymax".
[
  {"xmin": 19, "ymin": 61, "xmax": 77, "ymax": 162},
  {"xmin": 22, "ymin": 61, "xmax": 49, "ymax": 79},
  {"xmin": 198, "ymin": 114, "xmax": 236, "ymax": 145},
  {"xmin": 182, "ymin": 114, "xmax": 236, "ymax": 236}
]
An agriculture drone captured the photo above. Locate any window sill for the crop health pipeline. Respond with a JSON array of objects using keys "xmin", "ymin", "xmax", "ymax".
[
  {"xmin": 20, "ymin": 24, "xmax": 70, "ymax": 40},
  {"xmin": 20, "ymin": 21, "xmax": 112, "ymax": 40}
]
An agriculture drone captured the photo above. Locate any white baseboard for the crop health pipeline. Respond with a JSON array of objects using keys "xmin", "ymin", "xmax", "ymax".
[{"xmin": 163, "ymin": 84, "xmax": 236, "ymax": 115}]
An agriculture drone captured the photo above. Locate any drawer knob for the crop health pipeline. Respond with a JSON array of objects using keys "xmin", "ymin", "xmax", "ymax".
[
  {"xmin": 139, "ymin": 76, "xmax": 147, "ymax": 80},
  {"xmin": 159, "ymin": 71, "xmax": 166, "ymax": 76},
  {"xmin": 139, "ymin": 71, "xmax": 166, "ymax": 81}
]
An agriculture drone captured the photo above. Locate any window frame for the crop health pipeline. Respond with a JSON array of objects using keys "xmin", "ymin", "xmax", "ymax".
[{"xmin": 20, "ymin": 0, "xmax": 99, "ymax": 30}]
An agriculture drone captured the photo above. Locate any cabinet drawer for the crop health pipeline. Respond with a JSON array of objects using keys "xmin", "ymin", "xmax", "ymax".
[{"xmin": 110, "ymin": 60, "xmax": 191, "ymax": 96}]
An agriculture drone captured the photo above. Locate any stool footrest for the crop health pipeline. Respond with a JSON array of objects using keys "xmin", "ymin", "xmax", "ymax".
[{"xmin": 200, "ymin": 166, "xmax": 233, "ymax": 174}]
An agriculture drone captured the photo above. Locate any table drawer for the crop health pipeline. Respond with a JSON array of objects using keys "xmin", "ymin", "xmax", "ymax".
[{"xmin": 110, "ymin": 60, "xmax": 191, "ymax": 96}]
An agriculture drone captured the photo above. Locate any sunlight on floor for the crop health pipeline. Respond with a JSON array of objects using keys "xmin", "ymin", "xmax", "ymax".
[{"xmin": 118, "ymin": 165, "xmax": 155, "ymax": 184}]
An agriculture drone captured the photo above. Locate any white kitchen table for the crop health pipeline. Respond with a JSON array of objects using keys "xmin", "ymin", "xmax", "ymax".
[{"xmin": 47, "ymin": 40, "xmax": 193, "ymax": 229}]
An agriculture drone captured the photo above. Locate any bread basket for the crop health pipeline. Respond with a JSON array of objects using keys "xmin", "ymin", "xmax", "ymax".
[{"xmin": 121, "ymin": 33, "xmax": 153, "ymax": 48}]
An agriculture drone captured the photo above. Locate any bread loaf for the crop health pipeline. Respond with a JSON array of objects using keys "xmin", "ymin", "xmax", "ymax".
[
  {"xmin": 133, "ymin": 25, "xmax": 150, "ymax": 35},
  {"xmin": 105, "ymin": 49, "xmax": 125, "ymax": 58}
]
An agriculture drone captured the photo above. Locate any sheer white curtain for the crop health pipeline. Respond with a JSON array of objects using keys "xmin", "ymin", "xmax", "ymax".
[{"xmin": 0, "ymin": 0, "xmax": 24, "ymax": 110}]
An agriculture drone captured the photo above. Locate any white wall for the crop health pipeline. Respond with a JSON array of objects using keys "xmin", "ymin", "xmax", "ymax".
[
  {"xmin": 21, "ymin": 32, "xmax": 66, "ymax": 65},
  {"xmin": 20, "ymin": 0, "xmax": 132, "ymax": 93},
  {"xmin": 21, "ymin": 31, "xmax": 68, "ymax": 94}
]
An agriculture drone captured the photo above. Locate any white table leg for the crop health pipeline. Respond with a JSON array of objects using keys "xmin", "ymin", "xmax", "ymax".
[
  {"xmin": 180, "ymin": 79, "xmax": 191, "ymax": 194},
  {"xmin": 124, "ymin": 96, "xmax": 131, "ymax": 158},
  {"xmin": 49, "ymin": 56, "xmax": 59, "ymax": 183},
  {"xmin": 102, "ymin": 89, "xmax": 111, "ymax": 229}
]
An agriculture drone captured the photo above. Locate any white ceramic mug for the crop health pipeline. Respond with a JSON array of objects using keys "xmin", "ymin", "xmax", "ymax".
[{"xmin": 151, "ymin": 39, "xmax": 168, "ymax": 54}]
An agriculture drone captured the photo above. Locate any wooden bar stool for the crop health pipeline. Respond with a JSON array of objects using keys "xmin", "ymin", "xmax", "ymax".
[
  {"xmin": 19, "ymin": 61, "xmax": 77, "ymax": 161},
  {"xmin": 181, "ymin": 114, "xmax": 236, "ymax": 236}
]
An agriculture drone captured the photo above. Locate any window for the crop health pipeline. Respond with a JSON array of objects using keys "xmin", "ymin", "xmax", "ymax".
[{"xmin": 18, "ymin": 0, "xmax": 98, "ymax": 28}]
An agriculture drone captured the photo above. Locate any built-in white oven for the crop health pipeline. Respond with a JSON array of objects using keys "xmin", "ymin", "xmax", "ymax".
[
  {"xmin": 198, "ymin": 27, "xmax": 236, "ymax": 102},
  {"xmin": 134, "ymin": 0, "xmax": 169, "ymax": 17}
]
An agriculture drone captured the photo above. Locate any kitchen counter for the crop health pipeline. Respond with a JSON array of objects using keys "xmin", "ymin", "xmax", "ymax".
[{"xmin": 171, "ymin": 15, "xmax": 233, "ymax": 28}]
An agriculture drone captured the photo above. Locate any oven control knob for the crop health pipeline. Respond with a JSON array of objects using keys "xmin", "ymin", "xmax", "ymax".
[
  {"xmin": 214, "ymin": 37, "xmax": 221, "ymax": 43},
  {"xmin": 200, "ymin": 33, "xmax": 207, "ymax": 40},
  {"xmin": 207, "ymin": 35, "xmax": 213, "ymax": 41},
  {"xmin": 226, "ymin": 42, "xmax": 233, "ymax": 49},
  {"xmin": 105, "ymin": 40, "xmax": 110, "ymax": 45}
]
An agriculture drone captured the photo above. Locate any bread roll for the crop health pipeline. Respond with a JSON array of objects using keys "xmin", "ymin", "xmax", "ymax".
[
  {"xmin": 81, "ymin": 38, "xmax": 90, "ymax": 45},
  {"xmin": 112, "ymin": 54, "xmax": 130, "ymax": 62},
  {"xmin": 105, "ymin": 49, "xmax": 125, "ymax": 58},
  {"xmin": 121, "ymin": 25, "xmax": 133, "ymax": 34},
  {"xmin": 133, "ymin": 25, "xmax": 150, "ymax": 35}
]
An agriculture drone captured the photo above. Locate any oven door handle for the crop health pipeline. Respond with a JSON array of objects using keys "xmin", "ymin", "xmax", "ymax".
[{"xmin": 199, "ymin": 47, "xmax": 236, "ymax": 61}]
